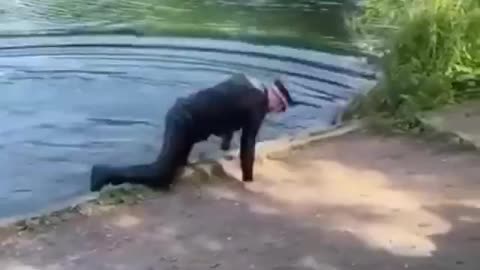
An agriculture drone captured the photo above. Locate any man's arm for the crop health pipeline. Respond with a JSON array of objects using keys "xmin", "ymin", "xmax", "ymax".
[{"xmin": 240, "ymin": 111, "xmax": 265, "ymax": 182}]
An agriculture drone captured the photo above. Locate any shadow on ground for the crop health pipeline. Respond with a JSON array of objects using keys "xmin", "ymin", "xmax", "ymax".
[{"xmin": 1, "ymin": 132, "xmax": 479, "ymax": 270}]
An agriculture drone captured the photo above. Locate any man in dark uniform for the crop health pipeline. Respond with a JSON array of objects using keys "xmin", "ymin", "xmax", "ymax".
[{"xmin": 90, "ymin": 73, "xmax": 295, "ymax": 192}]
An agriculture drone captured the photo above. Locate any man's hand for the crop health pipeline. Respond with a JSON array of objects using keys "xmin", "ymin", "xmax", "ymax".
[
  {"xmin": 218, "ymin": 155, "xmax": 254, "ymax": 183},
  {"xmin": 242, "ymin": 176, "xmax": 254, "ymax": 182},
  {"xmin": 220, "ymin": 132, "xmax": 233, "ymax": 151},
  {"xmin": 221, "ymin": 140, "xmax": 231, "ymax": 151}
]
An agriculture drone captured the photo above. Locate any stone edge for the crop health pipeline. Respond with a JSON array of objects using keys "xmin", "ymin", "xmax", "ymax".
[{"xmin": 417, "ymin": 115, "xmax": 479, "ymax": 150}]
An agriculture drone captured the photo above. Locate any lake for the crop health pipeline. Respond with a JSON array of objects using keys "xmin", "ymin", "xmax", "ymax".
[{"xmin": 0, "ymin": 0, "xmax": 376, "ymax": 219}]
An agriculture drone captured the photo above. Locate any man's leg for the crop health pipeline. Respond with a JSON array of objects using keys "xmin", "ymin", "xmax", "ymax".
[{"xmin": 90, "ymin": 113, "xmax": 193, "ymax": 191}]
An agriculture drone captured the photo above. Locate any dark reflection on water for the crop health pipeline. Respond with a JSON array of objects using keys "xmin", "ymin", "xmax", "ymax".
[
  {"xmin": 0, "ymin": 0, "xmax": 359, "ymax": 52},
  {"xmin": 0, "ymin": 1, "xmax": 374, "ymax": 219}
]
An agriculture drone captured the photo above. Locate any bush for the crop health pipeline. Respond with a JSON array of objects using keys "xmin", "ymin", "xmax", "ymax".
[{"xmin": 350, "ymin": 0, "xmax": 480, "ymax": 128}]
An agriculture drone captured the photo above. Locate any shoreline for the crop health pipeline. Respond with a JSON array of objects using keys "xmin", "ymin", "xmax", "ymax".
[
  {"xmin": 2, "ymin": 120, "xmax": 479, "ymax": 270},
  {"xmin": 0, "ymin": 121, "xmax": 363, "ymax": 230},
  {"xmin": 2, "ymin": 98, "xmax": 478, "ymax": 231}
]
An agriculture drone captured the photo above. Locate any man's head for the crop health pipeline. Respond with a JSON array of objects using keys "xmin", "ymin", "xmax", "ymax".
[{"xmin": 267, "ymin": 77, "xmax": 295, "ymax": 113}]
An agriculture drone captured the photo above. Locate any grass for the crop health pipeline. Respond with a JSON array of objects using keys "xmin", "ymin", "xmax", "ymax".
[{"xmin": 349, "ymin": 0, "xmax": 480, "ymax": 130}]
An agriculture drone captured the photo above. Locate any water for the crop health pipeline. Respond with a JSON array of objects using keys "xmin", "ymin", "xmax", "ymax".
[{"xmin": 0, "ymin": 0, "xmax": 376, "ymax": 219}]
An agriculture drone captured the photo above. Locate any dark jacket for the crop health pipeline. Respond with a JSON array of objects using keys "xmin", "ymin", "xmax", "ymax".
[{"xmin": 174, "ymin": 73, "xmax": 268, "ymax": 181}]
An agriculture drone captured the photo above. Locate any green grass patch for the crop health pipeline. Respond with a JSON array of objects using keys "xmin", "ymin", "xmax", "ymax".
[{"xmin": 349, "ymin": 0, "xmax": 480, "ymax": 131}]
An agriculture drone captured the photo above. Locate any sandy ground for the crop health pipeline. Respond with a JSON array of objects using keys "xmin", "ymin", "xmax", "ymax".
[{"xmin": 1, "ymin": 131, "xmax": 479, "ymax": 270}]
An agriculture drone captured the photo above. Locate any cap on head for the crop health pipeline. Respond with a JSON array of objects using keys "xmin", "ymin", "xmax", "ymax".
[{"xmin": 273, "ymin": 77, "xmax": 295, "ymax": 106}]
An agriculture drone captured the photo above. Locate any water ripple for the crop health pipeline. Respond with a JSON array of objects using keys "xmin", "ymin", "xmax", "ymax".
[{"xmin": 0, "ymin": 35, "xmax": 376, "ymax": 219}]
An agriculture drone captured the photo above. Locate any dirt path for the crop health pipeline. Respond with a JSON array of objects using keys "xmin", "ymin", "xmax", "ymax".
[{"xmin": 1, "ymin": 132, "xmax": 479, "ymax": 270}]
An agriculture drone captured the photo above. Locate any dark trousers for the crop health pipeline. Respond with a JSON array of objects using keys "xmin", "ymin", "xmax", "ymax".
[{"xmin": 91, "ymin": 105, "xmax": 194, "ymax": 190}]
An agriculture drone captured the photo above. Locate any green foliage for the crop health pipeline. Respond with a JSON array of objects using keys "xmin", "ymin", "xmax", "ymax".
[{"xmin": 350, "ymin": 0, "xmax": 480, "ymax": 129}]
